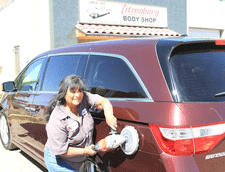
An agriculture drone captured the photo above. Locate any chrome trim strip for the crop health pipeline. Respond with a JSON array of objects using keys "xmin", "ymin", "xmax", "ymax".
[
  {"xmin": 107, "ymin": 98, "xmax": 152, "ymax": 102},
  {"xmin": 48, "ymin": 52, "xmax": 91, "ymax": 57},
  {"xmin": 36, "ymin": 91, "xmax": 153, "ymax": 102}
]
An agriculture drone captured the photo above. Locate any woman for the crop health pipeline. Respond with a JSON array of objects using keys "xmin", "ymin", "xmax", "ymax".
[{"xmin": 44, "ymin": 75, "xmax": 117, "ymax": 172}]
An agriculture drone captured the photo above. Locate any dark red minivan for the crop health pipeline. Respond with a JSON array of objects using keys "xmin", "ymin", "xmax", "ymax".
[{"xmin": 1, "ymin": 37, "xmax": 225, "ymax": 171}]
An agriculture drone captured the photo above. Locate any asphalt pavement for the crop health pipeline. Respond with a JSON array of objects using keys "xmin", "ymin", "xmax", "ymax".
[{"xmin": 0, "ymin": 142, "xmax": 47, "ymax": 172}]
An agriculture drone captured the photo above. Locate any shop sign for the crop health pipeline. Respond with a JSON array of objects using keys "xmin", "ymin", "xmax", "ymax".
[{"xmin": 79, "ymin": 0, "xmax": 168, "ymax": 27}]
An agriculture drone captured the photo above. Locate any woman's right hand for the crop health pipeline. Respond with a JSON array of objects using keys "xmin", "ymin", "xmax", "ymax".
[{"xmin": 85, "ymin": 144, "xmax": 97, "ymax": 156}]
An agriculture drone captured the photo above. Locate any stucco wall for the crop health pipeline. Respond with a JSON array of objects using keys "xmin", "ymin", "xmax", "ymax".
[
  {"xmin": 187, "ymin": 0, "xmax": 225, "ymax": 38},
  {"xmin": 52, "ymin": 0, "xmax": 79, "ymax": 48},
  {"xmin": 0, "ymin": 0, "xmax": 51, "ymax": 84}
]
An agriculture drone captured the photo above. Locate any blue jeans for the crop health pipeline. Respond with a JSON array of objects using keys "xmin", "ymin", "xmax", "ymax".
[{"xmin": 44, "ymin": 147, "xmax": 79, "ymax": 172}]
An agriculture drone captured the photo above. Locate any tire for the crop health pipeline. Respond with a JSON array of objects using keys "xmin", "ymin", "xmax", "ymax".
[
  {"xmin": 80, "ymin": 155, "xmax": 108, "ymax": 172},
  {"xmin": 0, "ymin": 110, "xmax": 17, "ymax": 150}
]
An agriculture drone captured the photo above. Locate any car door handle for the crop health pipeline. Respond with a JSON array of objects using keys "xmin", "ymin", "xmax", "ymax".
[
  {"xmin": 90, "ymin": 109, "xmax": 105, "ymax": 119},
  {"xmin": 89, "ymin": 109, "xmax": 102, "ymax": 113},
  {"xmin": 25, "ymin": 106, "xmax": 39, "ymax": 114},
  {"xmin": 25, "ymin": 106, "xmax": 30, "ymax": 112},
  {"xmin": 29, "ymin": 107, "xmax": 40, "ymax": 114}
]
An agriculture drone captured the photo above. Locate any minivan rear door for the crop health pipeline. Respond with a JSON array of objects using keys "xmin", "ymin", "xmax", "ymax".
[{"xmin": 169, "ymin": 40, "xmax": 225, "ymax": 172}]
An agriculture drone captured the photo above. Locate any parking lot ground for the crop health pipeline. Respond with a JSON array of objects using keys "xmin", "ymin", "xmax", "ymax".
[{"xmin": 0, "ymin": 142, "xmax": 47, "ymax": 172}]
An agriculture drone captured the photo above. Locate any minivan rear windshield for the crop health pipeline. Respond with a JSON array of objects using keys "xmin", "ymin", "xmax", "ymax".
[{"xmin": 170, "ymin": 43, "xmax": 225, "ymax": 102}]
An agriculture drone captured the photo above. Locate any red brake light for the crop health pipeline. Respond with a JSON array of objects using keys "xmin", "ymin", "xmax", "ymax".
[
  {"xmin": 150, "ymin": 125, "xmax": 194, "ymax": 155},
  {"xmin": 149, "ymin": 122, "xmax": 225, "ymax": 156},
  {"xmin": 215, "ymin": 40, "xmax": 225, "ymax": 45},
  {"xmin": 194, "ymin": 134, "xmax": 225, "ymax": 154}
]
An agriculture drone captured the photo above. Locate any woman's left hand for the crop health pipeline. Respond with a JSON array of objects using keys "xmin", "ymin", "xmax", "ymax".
[
  {"xmin": 106, "ymin": 115, "xmax": 117, "ymax": 131},
  {"xmin": 97, "ymin": 97, "xmax": 118, "ymax": 131}
]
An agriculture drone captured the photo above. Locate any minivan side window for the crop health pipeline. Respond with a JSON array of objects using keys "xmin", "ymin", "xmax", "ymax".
[
  {"xmin": 41, "ymin": 55, "xmax": 87, "ymax": 92},
  {"xmin": 84, "ymin": 55, "xmax": 147, "ymax": 98},
  {"xmin": 15, "ymin": 58, "xmax": 44, "ymax": 91}
]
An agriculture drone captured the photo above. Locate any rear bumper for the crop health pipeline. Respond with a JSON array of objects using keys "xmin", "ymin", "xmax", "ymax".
[{"xmin": 160, "ymin": 153, "xmax": 199, "ymax": 172}]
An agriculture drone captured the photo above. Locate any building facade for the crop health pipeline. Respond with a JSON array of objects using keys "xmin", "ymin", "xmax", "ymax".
[
  {"xmin": 0, "ymin": 0, "xmax": 224, "ymax": 90},
  {"xmin": 187, "ymin": 0, "xmax": 225, "ymax": 38},
  {"xmin": 0, "ymin": 0, "xmax": 51, "ymax": 84}
]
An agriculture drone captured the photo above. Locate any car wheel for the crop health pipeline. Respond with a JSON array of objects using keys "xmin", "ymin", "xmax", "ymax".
[
  {"xmin": 80, "ymin": 155, "xmax": 108, "ymax": 172},
  {"xmin": 0, "ymin": 110, "xmax": 17, "ymax": 150}
]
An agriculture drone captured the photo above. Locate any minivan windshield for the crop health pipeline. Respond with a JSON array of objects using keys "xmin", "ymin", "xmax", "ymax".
[{"xmin": 170, "ymin": 47, "xmax": 225, "ymax": 102}]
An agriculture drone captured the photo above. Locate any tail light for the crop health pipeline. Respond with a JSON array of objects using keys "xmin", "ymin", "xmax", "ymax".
[
  {"xmin": 215, "ymin": 40, "xmax": 225, "ymax": 45},
  {"xmin": 149, "ymin": 122, "xmax": 225, "ymax": 156}
]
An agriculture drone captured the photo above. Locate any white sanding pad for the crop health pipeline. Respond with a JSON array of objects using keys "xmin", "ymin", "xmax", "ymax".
[{"xmin": 120, "ymin": 126, "xmax": 139, "ymax": 155}]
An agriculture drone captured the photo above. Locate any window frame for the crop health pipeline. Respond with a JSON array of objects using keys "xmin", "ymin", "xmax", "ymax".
[
  {"xmin": 39, "ymin": 52, "xmax": 89, "ymax": 92},
  {"xmin": 14, "ymin": 57, "xmax": 45, "ymax": 92},
  {"xmin": 33, "ymin": 52, "xmax": 152, "ymax": 102},
  {"xmin": 85, "ymin": 52, "xmax": 153, "ymax": 102}
]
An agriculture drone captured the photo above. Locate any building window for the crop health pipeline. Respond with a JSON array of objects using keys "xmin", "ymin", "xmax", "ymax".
[
  {"xmin": 14, "ymin": 45, "xmax": 20, "ymax": 75},
  {"xmin": 189, "ymin": 28, "xmax": 221, "ymax": 38}
]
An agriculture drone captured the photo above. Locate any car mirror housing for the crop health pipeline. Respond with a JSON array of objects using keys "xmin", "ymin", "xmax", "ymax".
[{"xmin": 2, "ymin": 81, "xmax": 17, "ymax": 92}]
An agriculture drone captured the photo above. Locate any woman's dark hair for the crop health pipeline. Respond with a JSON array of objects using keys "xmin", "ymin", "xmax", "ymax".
[{"xmin": 45, "ymin": 75, "xmax": 86, "ymax": 121}]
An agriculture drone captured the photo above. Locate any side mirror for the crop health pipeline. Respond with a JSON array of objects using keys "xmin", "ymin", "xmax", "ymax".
[{"xmin": 1, "ymin": 81, "xmax": 17, "ymax": 92}]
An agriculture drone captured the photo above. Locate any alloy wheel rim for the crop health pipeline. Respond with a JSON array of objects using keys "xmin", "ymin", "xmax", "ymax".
[{"xmin": 0, "ymin": 115, "xmax": 9, "ymax": 144}]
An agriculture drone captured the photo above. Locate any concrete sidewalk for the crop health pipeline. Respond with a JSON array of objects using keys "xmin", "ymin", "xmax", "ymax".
[{"xmin": 0, "ymin": 142, "xmax": 47, "ymax": 172}]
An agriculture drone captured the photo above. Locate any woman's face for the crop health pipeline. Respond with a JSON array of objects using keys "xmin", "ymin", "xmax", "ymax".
[{"xmin": 64, "ymin": 87, "xmax": 84, "ymax": 107}]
